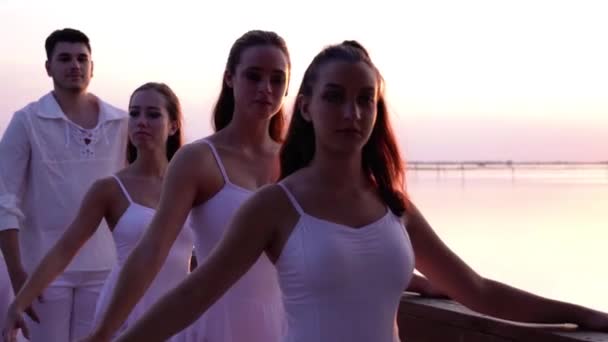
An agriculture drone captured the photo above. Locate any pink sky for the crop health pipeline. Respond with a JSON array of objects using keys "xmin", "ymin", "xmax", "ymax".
[{"xmin": 1, "ymin": 0, "xmax": 606, "ymax": 162}]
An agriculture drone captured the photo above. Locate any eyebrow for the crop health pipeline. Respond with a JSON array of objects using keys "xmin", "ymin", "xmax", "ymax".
[
  {"xmin": 323, "ymin": 83, "xmax": 375, "ymax": 92},
  {"xmin": 129, "ymin": 106, "xmax": 162, "ymax": 110},
  {"xmin": 243, "ymin": 66, "xmax": 286, "ymax": 74},
  {"xmin": 323, "ymin": 83, "xmax": 344, "ymax": 90},
  {"xmin": 360, "ymin": 87, "xmax": 376, "ymax": 93},
  {"xmin": 56, "ymin": 52, "xmax": 89, "ymax": 58}
]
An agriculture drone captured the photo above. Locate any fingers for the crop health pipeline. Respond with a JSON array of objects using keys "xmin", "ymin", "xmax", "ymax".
[
  {"xmin": 24, "ymin": 307, "xmax": 39, "ymax": 324},
  {"xmin": 19, "ymin": 322, "xmax": 30, "ymax": 341}
]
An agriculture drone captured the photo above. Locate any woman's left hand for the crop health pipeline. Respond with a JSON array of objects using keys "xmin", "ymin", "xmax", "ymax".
[{"xmin": 579, "ymin": 310, "xmax": 608, "ymax": 332}]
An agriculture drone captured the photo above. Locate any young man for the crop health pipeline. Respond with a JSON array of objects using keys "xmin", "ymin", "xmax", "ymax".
[{"xmin": 0, "ymin": 28, "xmax": 127, "ymax": 342}]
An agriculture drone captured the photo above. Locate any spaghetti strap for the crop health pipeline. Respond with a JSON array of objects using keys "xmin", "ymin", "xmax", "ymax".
[
  {"xmin": 277, "ymin": 183, "xmax": 304, "ymax": 215},
  {"xmin": 112, "ymin": 175, "xmax": 133, "ymax": 203},
  {"xmin": 200, "ymin": 139, "xmax": 230, "ymax": 183}
]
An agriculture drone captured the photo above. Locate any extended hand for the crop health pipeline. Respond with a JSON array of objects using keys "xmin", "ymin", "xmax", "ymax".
[
  {"xmin": 2, "ymin": 304, "xmax": 32, "ymax": 342},
  {"xmin": 579, "ymin": 310, "xmax": 608, "ymax": 332}
]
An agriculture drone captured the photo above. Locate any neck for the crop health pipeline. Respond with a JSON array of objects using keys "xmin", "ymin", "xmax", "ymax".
[
  {"xmin": 131, "ymin": 149, "xmax": 169, "ymax": 179},
  {"xmin": 309, "ymin": 149, "xmax": 368, "ymax": 190},
  {"xmin": 221, "ymin": 109, "xmax": 276, "ymax": 152},
  {"xmin": 53, "ymin": 87, "xmax": 91, "ymax": 115}
]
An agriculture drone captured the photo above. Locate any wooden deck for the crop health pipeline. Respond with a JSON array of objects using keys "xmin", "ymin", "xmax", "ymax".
[{"xmin": 398, "ymin": 294, "xmax": 608, "ymax": 341}]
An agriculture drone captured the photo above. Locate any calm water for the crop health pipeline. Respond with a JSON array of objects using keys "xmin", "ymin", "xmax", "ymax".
[{"xmin": 407, "ymin": 165, "xmax": 608, "ymax": 312}]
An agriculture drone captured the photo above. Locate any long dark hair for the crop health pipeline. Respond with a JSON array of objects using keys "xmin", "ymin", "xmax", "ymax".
[
  {"xmin": 212, "ymin": 30, "xmax": 291, "ymax": 142},
  {"xmin": 280, "ymin": 41, "xmax": 408, "ymax": 216},
  {"xmin": 127, "ymin": 82, "xmax": 184, "ymax": 164}
]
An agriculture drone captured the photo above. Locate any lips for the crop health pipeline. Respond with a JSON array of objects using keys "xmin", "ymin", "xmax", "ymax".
[
  {"xmin": 336, "ymin": 128, "xmax": 362, "ymax": 135},
  {"xmin": 254, "ymin": 99, "xmax": 272, "ymax": 105},
  {"xmin": 133, "ymin": 131, "xmax": 152, "ymax": 137}
]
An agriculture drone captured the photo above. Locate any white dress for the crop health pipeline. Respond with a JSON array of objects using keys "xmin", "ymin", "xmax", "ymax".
[
  {"xmin": 186, "ymin": 140, "xmax": 286, "ymax": 342},
  {"xmin": 93, "ymin": 176, "xmax": 195, "ymax": 341},
  {"xmin": 276, "ymin": 183, "xmax": 415, "ymax": 342}
]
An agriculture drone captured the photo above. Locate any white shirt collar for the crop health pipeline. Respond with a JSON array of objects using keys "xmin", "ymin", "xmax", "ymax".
[{"xmin": 35, "ymin": 91, "xmax": 126, "ymax": 123}]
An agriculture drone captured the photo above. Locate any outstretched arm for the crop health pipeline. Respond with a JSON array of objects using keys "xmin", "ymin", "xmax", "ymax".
[
  {"xmin": 406, "ymin": 273, "xmax": 449, "ymax": 299},
  {"xmin": 114, "ymin": 185, "xmax": 283, "ymax": 342},
  {"xmin": 406, "ymin": 202, "xmax": 608, "ymax": 331},
  {"xmin": 87, "ymin": 147, "xmax": 207, "ymax": 340},
  {"xmin": 3, "ymin": 179, "xmax": 112, "ymax": 340}
]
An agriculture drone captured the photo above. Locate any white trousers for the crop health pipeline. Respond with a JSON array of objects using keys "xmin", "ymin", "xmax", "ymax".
[{"xmin": 25, "ymin": 270, "xmax": 109, "ymax": 342}]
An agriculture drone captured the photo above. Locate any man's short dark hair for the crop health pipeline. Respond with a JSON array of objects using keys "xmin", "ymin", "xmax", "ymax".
[{"xmin": 45, "ymin": 28, "xmax": 91, "ymax": 59}]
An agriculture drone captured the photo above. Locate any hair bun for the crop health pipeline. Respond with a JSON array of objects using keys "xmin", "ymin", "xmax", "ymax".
[{"xmin": 341, "ymin": 40, "xmax": 370, "ymax": 57}]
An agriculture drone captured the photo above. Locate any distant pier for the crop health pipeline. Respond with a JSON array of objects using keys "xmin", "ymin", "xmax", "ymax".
[{"xmin": 407, "ymin": 161, "xmax": 608, "ymax": 171}]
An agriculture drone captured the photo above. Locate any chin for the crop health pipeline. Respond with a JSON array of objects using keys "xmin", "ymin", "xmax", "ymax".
[
  {"xmin": 60, "ymin": 84, "xmax": 87, "ymax": 93},
  {"xmin": 326, "ymin": 143, "xmax": 364, "ymax": 156},
  {"xmin": 250, "ymin": 110, "xmax": 277, "ymax": 122},
  {"xmin": 134, "ymin": 143, "xmax": 159, "ymax": 154}
]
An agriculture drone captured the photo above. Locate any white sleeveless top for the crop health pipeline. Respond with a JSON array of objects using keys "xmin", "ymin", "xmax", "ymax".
[
  {"xmin": 93, "ymin": 175, "xmax": 195, "ymax": 341},
  {"xmin": 276, "ymin": 182, "xmax": 415, "ymax": 342},
  {"xmin": 187, "ymin": 140, "xmax": 285, "ymax": 342}
]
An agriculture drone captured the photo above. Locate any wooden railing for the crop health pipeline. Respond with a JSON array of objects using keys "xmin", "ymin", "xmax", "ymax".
[{"xmin": 398, "ymin": 294, "xmax": 608, "ymax": 342}]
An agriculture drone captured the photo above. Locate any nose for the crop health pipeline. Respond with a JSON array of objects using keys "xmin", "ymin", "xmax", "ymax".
[
  {"xmin": 134, "ymin": 115, "xmax": 148, "ymax": 127},
  {"xmin": 259, "ymin": 77, "xmax": 272, "ymax": 94},
  {"xmin": 343, "ymin": 102, "xmax": 361, "ymax": 120},
  {"xmin": 69, "ymin": 57, "xmax": 81, "ymax": 70}
]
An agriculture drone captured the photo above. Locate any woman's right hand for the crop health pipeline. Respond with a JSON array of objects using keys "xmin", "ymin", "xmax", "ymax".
[
  {"xmin": 8, "ymin": 268, "xmax": 41, "ymax": 323},
  {"xmin": 2, "ymin": 302, "xmax": 34, "ymax": 342}
]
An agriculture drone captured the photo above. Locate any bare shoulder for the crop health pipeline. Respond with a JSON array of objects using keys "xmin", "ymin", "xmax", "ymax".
[
  {"xmin": 246, "ymin": 183, "xmax": 303, "ymax": 261},
  {"xmin": 172, "ymin": 140, "xmax": 214, "ymax": 162},
  {"xmin": 161, "ymin": 140, "xmax": 226, "ymax": 206},
  {"xmin": 402, "ymin": 197, "xmax": 416, "ymax": 219},
  {"xmin": 166, "ymin": 140, "xmax": 218, "ymax": 180},
  {"xmin": 401, "ymin": 199, "xmax": 439, "ymax": 242},
  {"xmin": 251, "ymin": 183, "xmax": 292, "ymax": 206},
  {"xmin": 237, "ymin": 183, "xmax": 297, "ymax": 223},
  {"xmin": 405, "ymin": 198, "xmax": 425, "ymax": 220},
  {"xmin": 87, "ymin": 176, "xmax": 122, "ymax": 204}
]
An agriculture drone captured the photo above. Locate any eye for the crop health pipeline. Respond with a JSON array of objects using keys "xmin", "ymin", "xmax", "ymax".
[
  {"xmin": 245, "ymin": 71, "xmax": 261, "ymax": 82},
  {"xmin": 357, "ymin": 94, "xmax": 375, "ymax": 106},
  {"xmin": 128, "ymin": 110, "xmax": 140, "ymax": 117},
  {"xmin": 271, "ymin": 75, "xmax": 285, "ymax": 85},
  {"xmin": 147, "ymin": 111, "xmax": 162, "ymax": 119},
  {"xmin": 322, "ymin": 90, "xmax": 343, "ymax": 104}
]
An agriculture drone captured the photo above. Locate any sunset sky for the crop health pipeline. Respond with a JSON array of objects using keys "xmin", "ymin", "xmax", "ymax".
[{"xmin": 1, "ymin": 0, "xmax": 606, "ymax": 161}]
